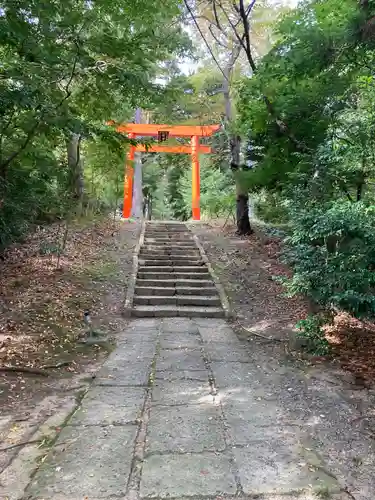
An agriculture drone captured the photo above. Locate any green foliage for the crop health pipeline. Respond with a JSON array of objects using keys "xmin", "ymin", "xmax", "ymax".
[
  {"xmin": 153, "ymin": 67, "xmax": 226, "ymax": 125},
  {"xmin": 0, "ymin": 0, "xmax": 187, "ymax": 250},
  {"xmin": 38, "ymin": 242, "xmax": 62, "ymax": 256},
  {"xmin": 141, "ymin": 157, "xmax": 176, "ymax": 220},
  {"xmin": 296, "ymin": 314, "xmax": 330, "ymax": 356},
  {"xmin": 237, "ymin": 0, "xmax": 373, "ymax": 193},
  {"xmin": 83, "ymin": 139, "xmax": 125, "ymax": 211},
  {"xmin": 143, "ymin": 64, "xmax": 236, "ymax": 222},
  {"xmin": 167, "ymin": 156, "xmax": 191, "ymax": 221},
  {"xmin": 138, "ymin": 152, "xmax": 235, "ymax": 222},
  {"xmin": 236, "ymin": 0, "xmax": 375, "ymax": 322},
  {"xmin": 281, "ymin": 201, "xmax": 375, "ymax": 317},
  {"xmin": 179, "ymin": 156, "xmax": 235, "ymax": 219},
  {"xmin": 252, "ymin": 190, "xmax": 288, "ymax": 223}
]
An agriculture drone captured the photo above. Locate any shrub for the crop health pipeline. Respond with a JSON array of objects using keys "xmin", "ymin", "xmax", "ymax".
[
  {"xmin": 296, "ymin": 314, "xmax": 331, "ymax": 355},
  {"xmin": 280, "ymin": 201, "xmax": 375, "ymax": 318},
  {"xmin": 252, "ymin": 190, "xmax": 289, "ymax": 224}
]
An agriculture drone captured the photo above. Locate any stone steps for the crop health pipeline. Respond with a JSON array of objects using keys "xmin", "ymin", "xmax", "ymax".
[
  {"xmin": 139, "ymin": 250, "xmax": 201, "ymax": 256},
  {"xmin": 143, "ymin": 239, "xmax": 196, "ymax": 244},
  {"xmin": 138, "ymin": 260, "xmax": 204, "ymax": 267},
  {"xmin": 134, "ymin": 295, "xmax": 221, "ymax": 306},
  {"xmin": 139, "ymin": 254, "xmax": 201, "ymax": 260},
  {"xmin": 146, "ymin": 231, "xmax": 191, "ymax": 236},
  {"xmin": 138, "ymin": 265, "xmax": 206, "ymax": 273},
  {"xmin": 145, "ymin": 225, "xmax": 187, "ymax": 231},
  {"xmin": 136, "ymin": 279, "xmax": 215, "ymax": 288},
  {"xmin": 139, "ymin": 256, "xmax": 201, "ymax": 262},
  {"xmin": 135, "ymin": 286, "xmax": 218, "ymax": 296},
  {"xmin": 137, "ymin": 272, "xmax": 212, "ymax": 280},
  {"xmin": 142, "ymin": 247, "xmax": 197, "ymax": 252},
  {"xmin": 144, "ymin": 242, "xmax": 197, "ymax": 249},
  {"xmin": 131, "ymin": 222, "xmax": 224, "ymax": 318},
  {"xmin": 132, "ymin": 305, "xmax": 224, "ymax": 318}
]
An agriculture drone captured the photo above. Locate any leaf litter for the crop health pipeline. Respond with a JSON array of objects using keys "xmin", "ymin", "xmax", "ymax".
[{"xmin": 0, "ymin": 216, "xmax": 139, "ymax": 413}]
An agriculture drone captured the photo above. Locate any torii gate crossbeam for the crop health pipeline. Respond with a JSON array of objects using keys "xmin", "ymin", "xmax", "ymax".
[{"xmin": 113, "ymin": 123, "xmax": 220, "ymax": 221}]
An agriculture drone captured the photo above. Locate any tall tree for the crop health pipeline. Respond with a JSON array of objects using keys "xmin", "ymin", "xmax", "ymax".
[{"xmin": 183, "ymin": 0, "xmax": 286, "ymax": 234}]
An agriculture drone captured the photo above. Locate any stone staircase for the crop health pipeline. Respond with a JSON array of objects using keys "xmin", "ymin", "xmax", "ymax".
[{"xmin": 132, "ymin": 222, "xmax": 225, "ymax": 318}]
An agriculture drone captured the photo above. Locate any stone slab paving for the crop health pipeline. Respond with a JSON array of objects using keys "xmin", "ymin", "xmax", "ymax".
[
  {"xmin": 94, "ymin": 358, "xmax": 152, "ymax": 387},
  {"xmin": 24, "ymin": 317, "xmax": 347, "ymax": 500},
  {"xmin": 69, "ymin": 386, "xmax": 146, "ymax": 426},
  {"xmin": 140, "ymin": 453, "xmax": 237, "ymax": 498},
  {"xmin": 157, "ymin": 348, "xmax": 206, "ymax": 371},
  {"xmin": 27, "ymin": 425, "xmax": 138, "ymax": 498},
  {"xmin": 145, "ymin": 404, "xmax": 226, "ymax": 453}
]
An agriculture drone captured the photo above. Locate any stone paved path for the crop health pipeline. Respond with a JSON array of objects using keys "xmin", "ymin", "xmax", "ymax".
[{"xmin": 24, "ymin": 317, "xmax": 348, "ymax": 500}]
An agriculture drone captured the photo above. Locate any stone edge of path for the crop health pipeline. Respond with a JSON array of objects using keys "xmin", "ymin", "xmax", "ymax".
[
  {"xmin": 192, "ymin": 231, "xmax": 232, "ymax": 319},
  {"xmin": 123, "ymin": 219, "xmax": 146, "ymax": 318},
  {"xmin": 0, "ymin": 395, "xmax": 82, "ymax": 500}
]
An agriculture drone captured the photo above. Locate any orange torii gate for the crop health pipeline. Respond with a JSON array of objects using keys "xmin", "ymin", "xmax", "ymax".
[{"xmin": 114, "ymin": 123, "xmax": 220, "ymax": 221}]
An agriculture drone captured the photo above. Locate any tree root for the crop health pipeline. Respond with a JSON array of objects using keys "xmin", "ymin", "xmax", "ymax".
[
  {"xmin": 0, "ymin": 366, "xmax": 49, "ymax": 376},
  {"xmin": 236, "ymin": 322, "xmax": 287, "ymax": 342},
  {"xmin": 1, "ymin": 361, "xmax": 71, "ymax": 376}
]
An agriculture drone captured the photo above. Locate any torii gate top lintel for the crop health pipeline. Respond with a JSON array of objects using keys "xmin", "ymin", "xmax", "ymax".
[
  {"xmin": 114, "ymin": 121, "xmax": 220, "ymax": 221},
  {"xmin": 115, "ymin": 123, "xmax": 220, "ymax": 138}
]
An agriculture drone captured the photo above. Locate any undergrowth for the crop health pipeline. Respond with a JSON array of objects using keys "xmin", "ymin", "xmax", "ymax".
[{"xmin": 296, "ymin": 314, "xmax": 331, "ymax": 356}]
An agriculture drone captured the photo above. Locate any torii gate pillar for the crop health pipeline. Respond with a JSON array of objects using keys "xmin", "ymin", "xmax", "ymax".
[
  {"xmin": 123, "ymin": 133, "xmax": 135, "ymax": 219},
  {"xmin": 191, "ymin": 135, "xmax": 200, "ymax": 221}
]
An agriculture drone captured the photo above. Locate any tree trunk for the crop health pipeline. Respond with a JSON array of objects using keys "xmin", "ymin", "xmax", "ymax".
[
  {"xmin": 230, "ymin": 135, "xmax": 251, "ymax": 235},
  {"xmin": 222, "ymin": 46, "xmax": 253, "ymax": 236},
  {"xmin": 236, "ymin": 193, "xmax": 252, "ymax": 235},
  {"xmin": 66, "ymin": 133, "xmax": 84, "ymax": 201}
]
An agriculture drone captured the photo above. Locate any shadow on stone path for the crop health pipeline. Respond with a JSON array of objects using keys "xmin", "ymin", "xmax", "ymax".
[{"xmin": 17, "ymin": 317, "xmax": 356, "ymax": 500}]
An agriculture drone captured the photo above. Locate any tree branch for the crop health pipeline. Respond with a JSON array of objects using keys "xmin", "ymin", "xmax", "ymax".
[
  {"xmin": 0, "ymin": 440, "xmax": 42, "ymax": 452},
  {"xmin": 263, "ymin": 95, "xmax": 311, "ymax": 153},
  {"xmin": 0, "ymin": 121, "xmax": 41, "ymax": 178},
  {"xmin": 343, "ymin": 186, "xmax": 353, "ymax": 202},
  {"xmin": 223, "ymin": 43, "xmax": 242, "ymax": 123},
  {"xmin": 0, "ymin": 365, "xmax": 49, "ymax": 376},
  {"xmin": 209, "ymin": 25, "xmax": 230, "ymax": 49},
  {"xmin": 332, "ymin": 131, "xmax": 356, "ymax": 147},
  {"xmin": 183, "ymin": 0, "xmax": 227, "ymax": 80},
  {"xmin": 216, "ymin": 1, "xmax": 253, "ymax": 68},
  {"xmin": 245, "ymin": 0, "xmax": 256, "ymax": 16},
  {"xmin": 213, "ymin": 0, "xmax": 224, "ymax": 32},
  {"xmin": 0, "ymin": 108, "xmax": 16, "ymax": 136},
  {"xmin": 238, "ymin": 0, "xmax": 257, "ymax": 72},
  {"xmin": 193, "ymin": 0, "xmax": 311, "ymax": 155}
]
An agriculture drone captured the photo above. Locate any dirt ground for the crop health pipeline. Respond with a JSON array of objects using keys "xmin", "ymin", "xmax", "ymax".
[
  {"xmin": 191, "ymin": 220, "xmax": 375, "ymax": 386},
  {"xmin": 0, "ymin": 216, "xmax": 140, "ymax": 418}
]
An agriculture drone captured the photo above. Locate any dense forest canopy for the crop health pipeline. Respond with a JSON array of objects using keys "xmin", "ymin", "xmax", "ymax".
[
  {"xmin": 0, "ymin": 0, "xmax": 188, "ymax": 247},
  {"xmin": 2, "ymin": 0, "xmax": 375, "ymax": 335}
]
